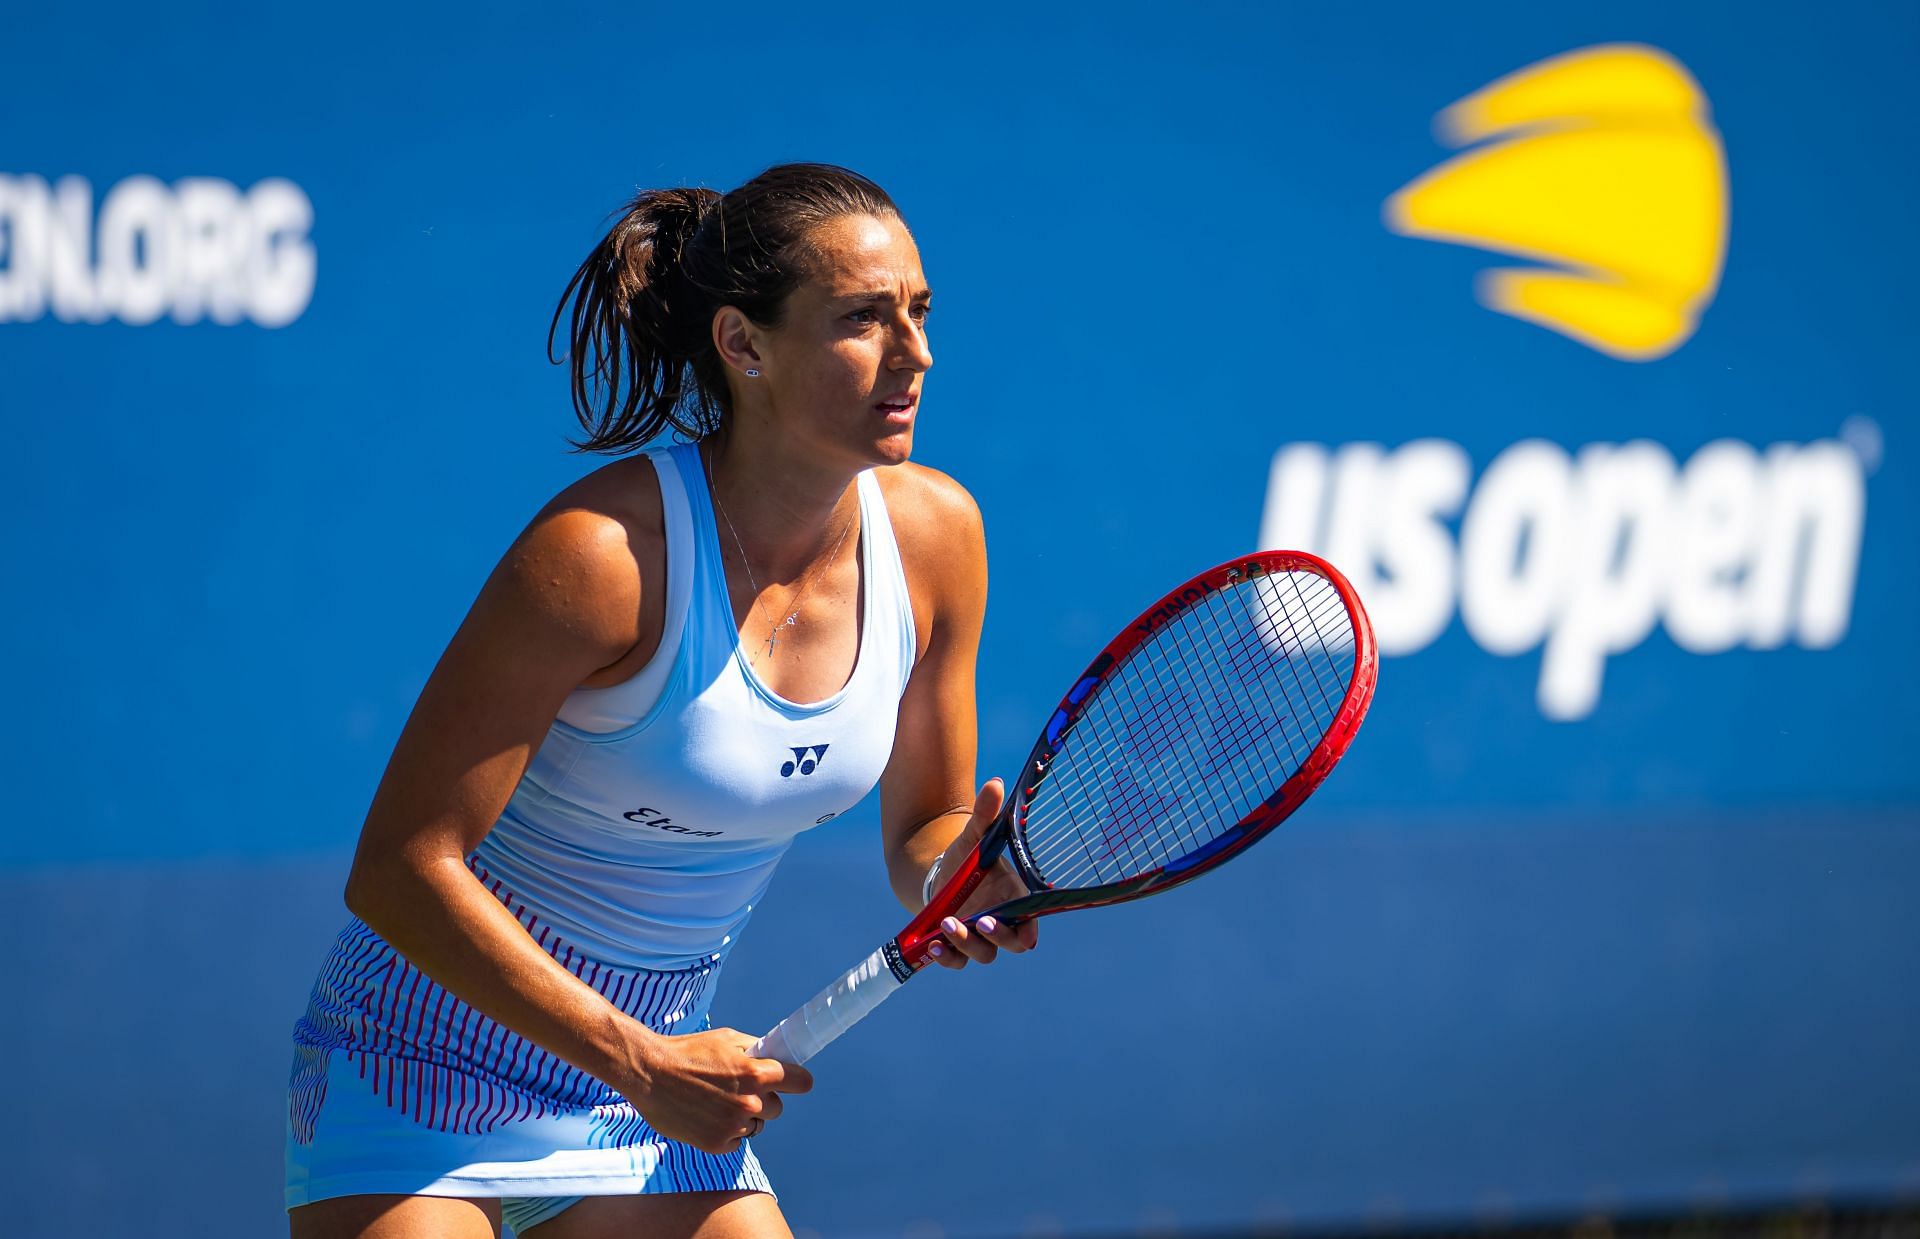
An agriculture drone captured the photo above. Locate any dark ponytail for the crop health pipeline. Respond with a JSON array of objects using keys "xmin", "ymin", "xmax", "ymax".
[{"xmin": 549, "ymin": 163, "xmax": 903, "ymax": 454}]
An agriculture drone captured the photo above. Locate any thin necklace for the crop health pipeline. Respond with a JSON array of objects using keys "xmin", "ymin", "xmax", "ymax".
[{"xmin": 706, "ymin": 453, "xmax": 856, "ymax": 658}]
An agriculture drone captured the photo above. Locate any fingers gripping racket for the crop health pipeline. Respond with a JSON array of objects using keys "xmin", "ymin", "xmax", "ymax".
[{"xmin": 751, "ymin": 551, "xmax": 1378, "ymax": 1066}]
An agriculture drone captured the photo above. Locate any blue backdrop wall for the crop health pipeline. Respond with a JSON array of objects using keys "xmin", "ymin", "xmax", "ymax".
[{"xmin": 5, "ymin": 3, "xmax": 1916, "ymax": 1236}]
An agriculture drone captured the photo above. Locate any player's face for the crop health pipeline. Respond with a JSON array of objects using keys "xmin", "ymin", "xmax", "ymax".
[{"xmin": 758, "ymin": 212, "xmax": 933, "ymax": 468}]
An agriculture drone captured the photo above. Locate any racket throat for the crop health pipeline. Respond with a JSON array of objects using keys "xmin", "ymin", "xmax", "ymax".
[
  {"xmin": 896, "ymin": 819, "xmax": 1002, "ymax": 964},
  {"xmin": 976, "ymin": 814, "xmax": 1015, "ymax": 869}
]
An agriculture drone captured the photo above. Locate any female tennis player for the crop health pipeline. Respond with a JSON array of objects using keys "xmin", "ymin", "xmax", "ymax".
[{"xmin": 285, "ymin": 163, "xmax": 1036, "ymax": 1238}]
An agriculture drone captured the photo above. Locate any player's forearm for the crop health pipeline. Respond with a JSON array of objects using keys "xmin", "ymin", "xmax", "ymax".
[
  {"xmin": 887, "ymin": 809, "xmax": 971, "ymax": 910},
  {"xmin": 344, "ymin": 852, "xmax": 660, "ymax": 1096}
]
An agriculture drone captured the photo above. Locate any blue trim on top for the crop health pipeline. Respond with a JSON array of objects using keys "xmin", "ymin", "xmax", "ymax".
[{"xmin": 545, "ymin": 447, "xmax": 696, "ymax": 744}]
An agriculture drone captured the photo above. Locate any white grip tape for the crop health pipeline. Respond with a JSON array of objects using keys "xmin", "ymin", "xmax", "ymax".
[{"xmin": 751, "ymin": 945, "xmax": 906, "ymax": 1066}]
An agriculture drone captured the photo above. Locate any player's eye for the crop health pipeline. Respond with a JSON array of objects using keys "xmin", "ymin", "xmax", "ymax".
[{"xmin": 847, "ymin": 304, "xmax": 930, "ymax": 325}]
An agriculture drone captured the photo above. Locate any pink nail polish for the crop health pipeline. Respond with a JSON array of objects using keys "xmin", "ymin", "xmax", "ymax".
[
  {"xmin": 978, "ymin": 916, "xmax": 998, "ymax": 934},
  {"xmin": 942, "ymin": 917, "xmax": 962, "ymax": 934}
]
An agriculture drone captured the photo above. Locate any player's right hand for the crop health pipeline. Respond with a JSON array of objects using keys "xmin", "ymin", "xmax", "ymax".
[{"xmin": 621, "ymin": 1025, "xmax": 813, "ymax": 1154}]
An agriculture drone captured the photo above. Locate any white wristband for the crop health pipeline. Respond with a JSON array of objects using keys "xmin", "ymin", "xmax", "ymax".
[{"xmin": 920, "ymin": 852, "xmax": 945, "ymax": 908}]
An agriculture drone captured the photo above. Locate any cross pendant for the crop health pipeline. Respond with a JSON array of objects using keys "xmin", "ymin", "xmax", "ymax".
[{"xmin": 765, "ymin": 613, "xmax": 797, "ymax": 657}]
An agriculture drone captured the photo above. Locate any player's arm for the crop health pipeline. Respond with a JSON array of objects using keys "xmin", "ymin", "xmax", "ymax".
[
  {"xmin": 342, "ymin": 478, "xmax": 805, "ymax": 1153},
  {"xmin": 876, "ymin": 467, "xmax": 1034, "ymax": 967}
]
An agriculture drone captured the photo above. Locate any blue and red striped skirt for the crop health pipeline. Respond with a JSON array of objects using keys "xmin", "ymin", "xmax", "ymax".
[{"xmin": 284, "ymin": 867, "xmax": 770, "ymax": 1209}]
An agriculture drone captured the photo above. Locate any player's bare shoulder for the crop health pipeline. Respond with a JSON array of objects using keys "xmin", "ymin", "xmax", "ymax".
[
  {"xmin": 873, "ymin": 461, "xmax": 986, "ymax": 658},
  {"xmin": 873, "ymin": 461, "xmax": 984, "ymax": 566},
  {"xmin": 499, "ymin": 453, "xmax": 668, "ymax": 682}
]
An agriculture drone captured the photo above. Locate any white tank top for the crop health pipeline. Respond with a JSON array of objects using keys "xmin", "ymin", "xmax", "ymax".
[{"xmin": 470, "ymin": 442, "xmax": 918, "ymax": 970}]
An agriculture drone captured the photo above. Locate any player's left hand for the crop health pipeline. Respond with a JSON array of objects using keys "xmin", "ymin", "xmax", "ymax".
[{"xmin": 926, "ymin": 776, "xmax": 1041, "ymax": 970}]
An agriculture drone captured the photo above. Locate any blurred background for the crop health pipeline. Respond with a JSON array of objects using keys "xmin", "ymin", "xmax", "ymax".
[{"xmin": 4, "ymin": 2, "xmax": 1916, "ymax": 1236}]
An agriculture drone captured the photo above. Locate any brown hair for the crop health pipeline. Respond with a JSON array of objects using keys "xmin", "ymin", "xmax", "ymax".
[{"xmin": 549, "ymin": 162, "xmax": 902, "ymax": 454}]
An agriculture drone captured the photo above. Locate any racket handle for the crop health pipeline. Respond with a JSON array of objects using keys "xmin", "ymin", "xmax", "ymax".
[{"xmin": 751, "ymin": 941, "xmax": 913, "ymax": 1066}]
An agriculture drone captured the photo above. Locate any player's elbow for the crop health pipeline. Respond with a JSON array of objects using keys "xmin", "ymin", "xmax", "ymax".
[
  {"xmin": 342, "ymin": 848, "xmax": 435, "ymax": 933},
  {"xmin": 341, "ymin": 856, "xmax": 391, "ymax": 925}
]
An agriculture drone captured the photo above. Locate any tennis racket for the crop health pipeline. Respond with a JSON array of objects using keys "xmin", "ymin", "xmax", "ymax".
[{"xmin": 751, "ymin": 550, "xmax": 1378, "ymax": 1066}]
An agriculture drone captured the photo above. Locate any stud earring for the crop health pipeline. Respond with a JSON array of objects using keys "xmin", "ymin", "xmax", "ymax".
[{"xmin": 744, "ymin": 368, "xmax": 761, "ymax": 377}]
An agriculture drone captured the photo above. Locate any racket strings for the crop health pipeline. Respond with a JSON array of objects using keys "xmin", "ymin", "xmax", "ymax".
[
  {"xmin": 1092, "ymin": 574, "xmax": 1340, "ymax": 870},
  {"xmin": 1027, "ymin": 573, "xmax": 1350, "ymax": 886},
  {"xmin": 1021, "ymin": 571, "xmax": 1355, "ymax": 890}
]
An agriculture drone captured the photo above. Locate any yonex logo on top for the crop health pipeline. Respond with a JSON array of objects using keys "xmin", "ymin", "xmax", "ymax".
[{"xmin": 780, "ymin": 745, "xmax": 830, "ymax": 778}]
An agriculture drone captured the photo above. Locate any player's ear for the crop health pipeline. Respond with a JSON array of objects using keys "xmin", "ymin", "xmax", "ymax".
[{"xmin": 712, "ymin": 306, "xmax": 764, "ymax": 378}]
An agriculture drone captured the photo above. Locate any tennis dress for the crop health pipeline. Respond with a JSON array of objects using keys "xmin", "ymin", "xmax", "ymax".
[{"xmin": 285, "ymin": 442, "xmax": 918, "ymax": 1217}]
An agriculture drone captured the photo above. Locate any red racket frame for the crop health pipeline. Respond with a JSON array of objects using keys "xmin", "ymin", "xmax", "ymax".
[{"xmin": 892, "ymin": 550, "xmax": 1378, "ymax": 970}]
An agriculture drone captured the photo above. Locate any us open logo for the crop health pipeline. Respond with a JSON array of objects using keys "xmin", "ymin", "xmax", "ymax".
[
  {"xmin": 1259, "ymin": 435, "xmax": 1868, "ymax": 720},
  {"xmin": 780, "ymin": 745, "xmax": 829, "ymax": 778},
  {"xmin": 1384, "ymin": 43, "xmax": 1728, "ymax": 361}
]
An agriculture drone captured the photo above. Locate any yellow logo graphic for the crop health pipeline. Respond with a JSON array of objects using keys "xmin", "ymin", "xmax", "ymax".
[{"xmin": 1384, "ymin": 43, "xmax": 1728, "ymax": 361}]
